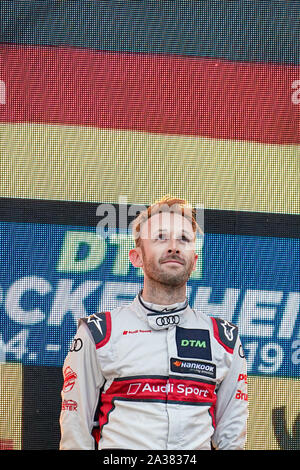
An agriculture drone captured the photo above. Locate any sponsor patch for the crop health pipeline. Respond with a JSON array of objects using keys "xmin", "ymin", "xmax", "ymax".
[
  {"xmin": 69, "ymin": 337, "xmax": 83, "ymax": 352},
  {"xmin": 235, "ymin": 389, "xmax": 248, "ymax": 401},
  {"xmin": 123, "ymin": 329, "xmax": 152, "ymax": 335},
  {"xmin": 61, "ymin": 399, "xmax": 78, "ymax": 411},
  {"xmin": 238, "ymin": 373, "xmax": 248, "ymax": 384},
  {"xmin": 170, "ymin": 357, "xmax": 216, "ymax": 379},
  {"xmin": 211, "ymin": 317, "xmax": 238, "ymax": 353},
  {"xmin": 105, "ymin": 376, "xmax": 216, "ymax": 405},
  {"xmin": 62, "ymin": 366, "xmax": 77, "ymax": 392},
  {"xmin": 80, "ymin": 311, "xmax": 111, "ymax": 349},
  {"xmin": 176, "ymin": 327, "xmax": 212, "ymax": 360}
]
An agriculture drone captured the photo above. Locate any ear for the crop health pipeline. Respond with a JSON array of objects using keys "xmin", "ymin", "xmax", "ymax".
[
  {"xmin": 192, "ymin": 253, "xmax": 198, "ymax": 271},
  {"xmin": 129, "ymin": 247, "xmax": 144, "ymax": 268}
]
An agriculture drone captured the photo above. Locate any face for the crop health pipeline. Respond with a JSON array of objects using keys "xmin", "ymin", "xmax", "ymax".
[{"xmin": 129, "ymin": 212, "xmax": 198, "ymax": 287}]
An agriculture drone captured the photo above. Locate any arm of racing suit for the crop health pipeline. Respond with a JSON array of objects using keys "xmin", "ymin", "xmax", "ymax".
[
  {"xmin": 59, "ymin": 322, "xmax": 105, "ymax": 450},
  {"xmin": 211, "ymin": 336, "xmax": 248, "ymax": 450}
]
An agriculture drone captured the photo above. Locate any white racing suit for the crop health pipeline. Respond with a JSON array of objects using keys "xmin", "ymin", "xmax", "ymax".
[{"xmin": 59, "ymin": 290, "xmax": 248, "ymax": 450}]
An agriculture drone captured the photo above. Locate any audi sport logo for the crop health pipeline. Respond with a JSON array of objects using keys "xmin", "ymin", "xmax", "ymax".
[
  {"xmin": 155, "ymin": 314, "xmax": 180, "ymax": 327},
  {"xmin": 127, "ymin": 383, "xmax": 142, "ymax": 395},
  {"xmin": 126, "ymin": 381, "xmax": 209, "ymax": 398}
]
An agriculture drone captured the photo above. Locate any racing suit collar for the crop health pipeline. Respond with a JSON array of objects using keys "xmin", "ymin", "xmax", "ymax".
[{"xmin": 134, "ymin": 289, "xmax": 189, "ymax": 330}]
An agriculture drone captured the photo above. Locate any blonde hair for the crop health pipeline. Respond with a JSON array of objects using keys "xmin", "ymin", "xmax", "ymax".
[{"xmin": 132, "ymin": 195, "xmax": 203, "ymax": 248}]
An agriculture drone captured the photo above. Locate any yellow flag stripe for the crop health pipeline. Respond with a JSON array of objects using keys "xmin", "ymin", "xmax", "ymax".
[{"xmin": 1, "ymin": 123, "xmax": 299, "ymax": 215}]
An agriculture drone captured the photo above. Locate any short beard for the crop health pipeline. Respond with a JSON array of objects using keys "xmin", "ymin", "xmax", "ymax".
[{"xmin": 140, "ymin": 243, "xmax": 193, "ymax": 287}]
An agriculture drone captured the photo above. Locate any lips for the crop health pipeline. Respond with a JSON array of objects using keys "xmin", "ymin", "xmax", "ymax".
[{"xmin": 162, "ymin": 259, "xmax": 184, "ymax": 265}]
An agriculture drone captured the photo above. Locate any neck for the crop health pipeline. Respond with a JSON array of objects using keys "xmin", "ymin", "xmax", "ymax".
[{"xmin": 141, "ymin": 281, "xmax": 186, "ymax": 305}]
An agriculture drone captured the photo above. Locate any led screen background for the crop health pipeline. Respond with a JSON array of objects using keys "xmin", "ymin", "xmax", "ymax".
[{"xmin": 0, "ymin": 1, "xmax": 299, "ymax": 450}]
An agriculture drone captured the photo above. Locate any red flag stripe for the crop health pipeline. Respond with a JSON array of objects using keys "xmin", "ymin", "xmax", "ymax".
[{"xmin": 0, "ymin": 44, "xmax": 299, "ymax": 144}]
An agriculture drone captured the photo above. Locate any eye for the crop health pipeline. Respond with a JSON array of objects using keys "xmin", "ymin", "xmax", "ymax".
[
  {"xmin": 180, "ymin": 235, "xmax": 191, "ymax": 242},
  {"xmin": 157, "ymin": 233, "xmax": 168, "ymax": 240}
]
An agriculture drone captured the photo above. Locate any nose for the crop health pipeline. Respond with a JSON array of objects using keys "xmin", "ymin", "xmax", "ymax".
[{"xmin": 167, "ymin": 237, "xmax": 180, "ymax": 253}]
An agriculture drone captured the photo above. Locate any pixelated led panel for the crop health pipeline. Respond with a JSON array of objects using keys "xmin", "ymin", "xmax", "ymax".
[
  {"xmin": 0, "ymin": 363, "xmax": 23, "ymax": 450},
  {"xmin": 0, "ymin": 2, "xmax": 299, "ymax": 451},
  {"xmin": 246, "ymin": 376, "xmax": 300, "ymax": 450},
  {"xmin": 0, "ymin": 38, "xmax": 299, "ymax": 215},
  {"xmin": 0, "ymin": 124, "xmax": 299, "ymax": 216},
  {"xmin": 0, "ymin": 221, "xmax": 299, "ymax": 449},
  {"xmin": 22, "ymin": 365, "xmax": 63, "ymax": 450}
]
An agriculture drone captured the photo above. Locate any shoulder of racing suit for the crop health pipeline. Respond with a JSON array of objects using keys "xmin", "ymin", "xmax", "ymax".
[
  {"xmin": 210, "ymin": 316, "xmax": 239, "ymax": 354},
  {"xmin": 79, "ymin": 311, "xmax": 111, "ymax": 349}
]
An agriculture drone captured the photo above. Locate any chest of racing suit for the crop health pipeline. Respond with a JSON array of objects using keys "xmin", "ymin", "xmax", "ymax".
[{"xmin": 59, "ymin": 291, "xmax": 248, "ymax": 450}]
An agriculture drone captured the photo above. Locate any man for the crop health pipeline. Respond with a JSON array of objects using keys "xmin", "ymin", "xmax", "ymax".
[{"xmin": 59, "ymin": 196, "xmax": 248, "ymax": 450}]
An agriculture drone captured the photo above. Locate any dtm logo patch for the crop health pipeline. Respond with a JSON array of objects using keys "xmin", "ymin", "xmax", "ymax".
[{"xmin": 176, "ymin": 327, "xmax": 212, "ymax": 360}]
